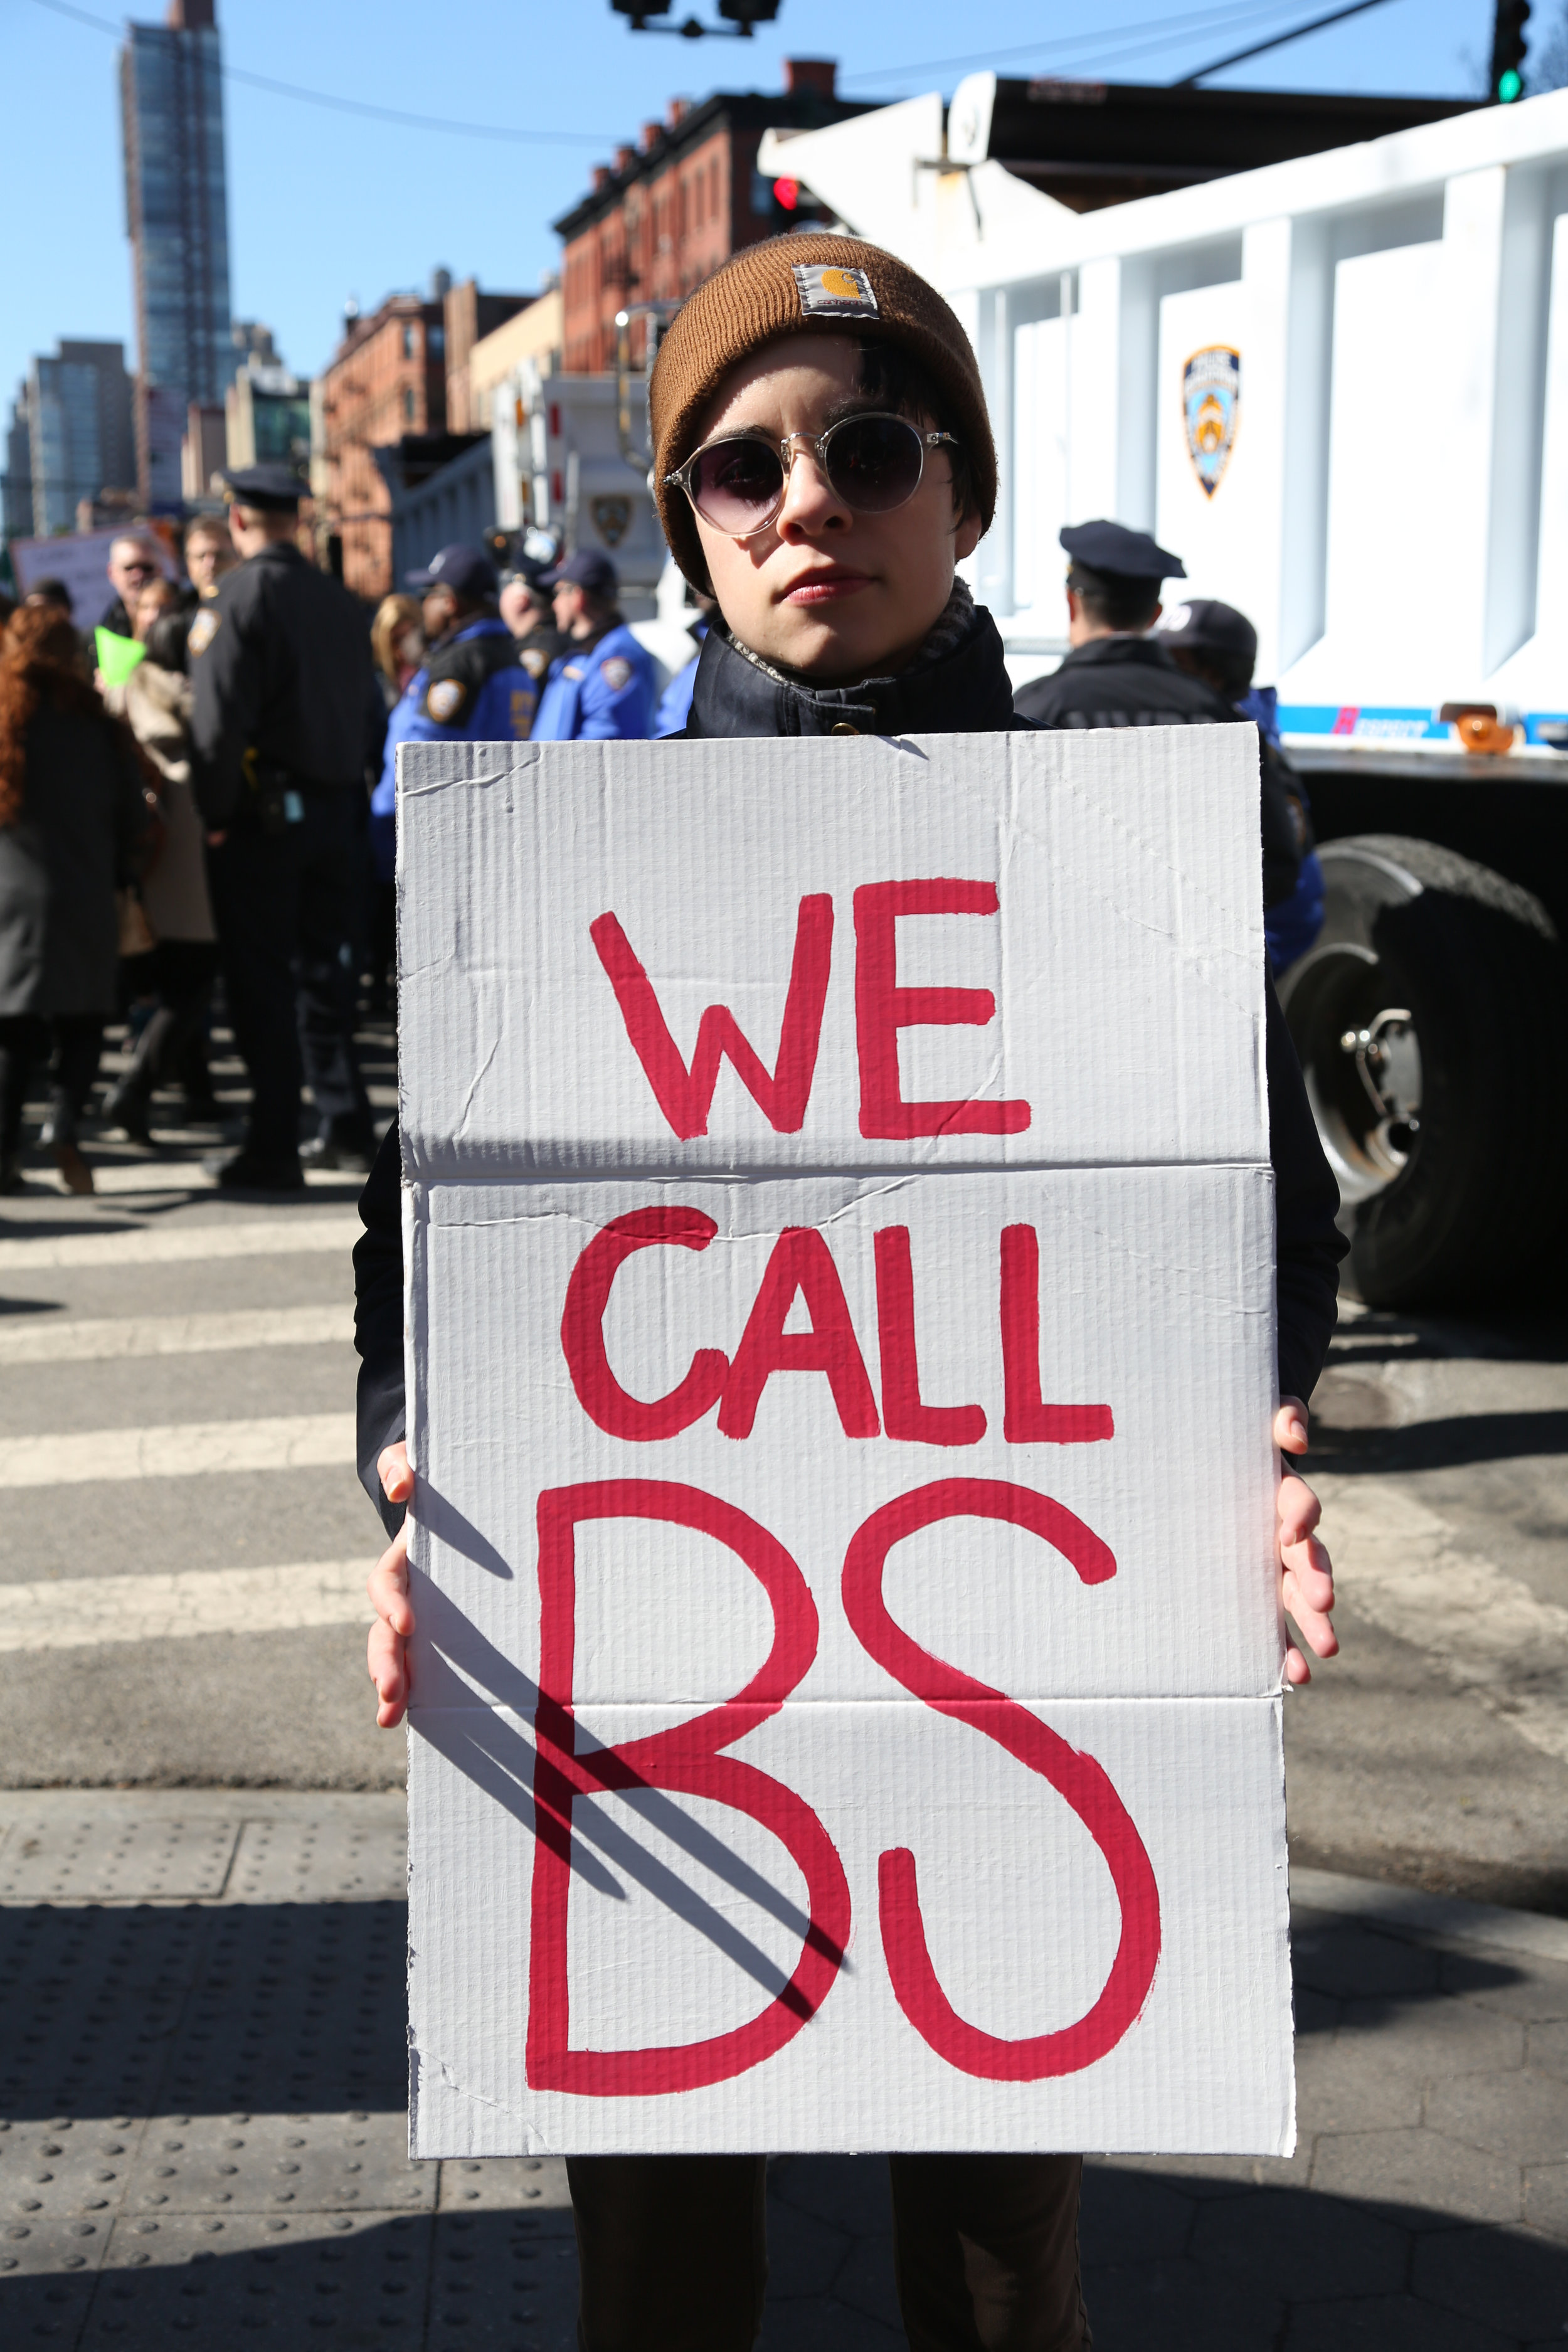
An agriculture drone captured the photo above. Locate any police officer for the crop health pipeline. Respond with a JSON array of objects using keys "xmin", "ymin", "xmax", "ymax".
[
  {"xmin": 371, "ymin": 543, "xmax": 540, "ymax": 886},
  {"xmin": 1015, "ymin": 520, "xmax": 1301, "ymax": 908},
  {"xmin": 189, "ymin": 464, "xmax": 381, "ymax": 1190},
  {"xmin": 497, "ymin": 558, "xmax": 569, "ymax": 691},
  {"xmin": 531, "ymin": 549, "xmax": 655, "ymax": 741}
]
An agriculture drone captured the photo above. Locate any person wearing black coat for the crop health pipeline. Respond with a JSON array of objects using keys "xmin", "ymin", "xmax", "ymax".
[
  {"xmin": 1015, "ymin": 520, "xmax": 1304, "ymax": 909},
  {"xmin": 0, "ymin": 603, "xmax": 149, "ymax": 1192},
  {"xmin": 354, "ymin": 238, "xmax": 1345, "ymax": 2352}
]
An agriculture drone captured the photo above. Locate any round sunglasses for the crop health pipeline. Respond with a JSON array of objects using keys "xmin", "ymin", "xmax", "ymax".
[{"xmin": 665, "ymin": 412, "xmax": 962, "ymax": 539}]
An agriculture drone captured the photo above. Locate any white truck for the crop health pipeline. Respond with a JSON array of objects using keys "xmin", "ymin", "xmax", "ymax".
[
  {"xmin": 760, "ymin": 80, "xmax": 1568, "ymax": 1308},
  {"xmin": 487, "ymin": 349, "xmax": 708, "ymax": 690}
]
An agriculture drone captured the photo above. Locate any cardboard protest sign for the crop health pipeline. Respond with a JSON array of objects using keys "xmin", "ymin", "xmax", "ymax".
[{"xmin": 397, "ymin": 728, "xmax": 1293, "ymax": 2158}]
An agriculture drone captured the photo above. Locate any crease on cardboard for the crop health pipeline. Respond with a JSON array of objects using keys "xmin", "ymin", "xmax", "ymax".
[
  {"xmin": 418, "ymin": 2043, "xmax": 561, "ymax": 2154},
  {"xmin": 454, "ymin": 1032, "xmax": 502, "ymax": 1140}
]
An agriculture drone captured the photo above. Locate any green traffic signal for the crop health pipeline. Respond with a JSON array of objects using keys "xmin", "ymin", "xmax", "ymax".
[{"xmin": 1498, "ymin": 65, "xmax": 1523, "ymax": 99}]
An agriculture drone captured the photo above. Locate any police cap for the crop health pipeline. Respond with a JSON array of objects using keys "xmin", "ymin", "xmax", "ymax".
[
  {"xmin": 1155, "ymin": 597, "xmax": 1258, "ymax": 669},
  {"xmin": 405, "ymin": 543, "xmax": 499, "ymax": 598},
  {"xmin": 223, "ymin": 463, "xmax": 306, "ymax": 511},
  {"xmin": 1060, "ymin": 519, "xmax": 1186, "ymax": 581},
  {"xmin": 539, "ymin": 547, "xmax": 618, "ymax": 600}
]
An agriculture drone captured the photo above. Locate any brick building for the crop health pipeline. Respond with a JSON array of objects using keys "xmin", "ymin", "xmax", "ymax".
[
  {"xmin": 443, "ymin": 279, "xmax": 533, "ymax": 432},
  {"xmin": 554, "ymin": 60, "xmax": 872, "ymax": 374},
  {"xmin": 315, "ymin": 292, "xmax": 447, "ymax": 596}
]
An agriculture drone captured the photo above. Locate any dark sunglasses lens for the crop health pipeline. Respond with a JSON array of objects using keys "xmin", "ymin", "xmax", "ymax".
[
  {"xmin": 826, "ymin": 416, "xmax": 925, "ymax": 512},
  {"xmin": 689, "ymin": 439, "xmax": 786, "ymax": 532}
]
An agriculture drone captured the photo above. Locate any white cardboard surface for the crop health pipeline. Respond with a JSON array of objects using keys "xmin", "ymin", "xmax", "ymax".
[{"xmin": 398, "ymin": 726, "xmax": 1291, "ymax": 2158}]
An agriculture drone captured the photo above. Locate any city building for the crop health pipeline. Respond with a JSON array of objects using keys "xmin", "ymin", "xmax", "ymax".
[
  {"xmin": 443, "ymin": 279, "xmax": 535, "ymax": 432},
  {"xmin": 553, "ymin": 60, "xmax": 871, "ymax": 373},
  {"xmin": 225, "ymin": 323, "xmax": 311, "ymax": 474},
  {"xmin": 314, "ymin": 287, "xmax": 447, "ymax": 596},
  {"xmin": 21, "ymin": 341, "xmax": 135, "ymax": 537},
  {"xmin": 4, "ymin": 386, "xmax": 33, "ymax": 540},
  {"xmin": 120, "ymin": 0, "xmax": 236, "ymax": 508},
  {"xmin": 180, "ymin": 403, "xmax": 226, "ymax": 499},
  {"xmin": 465, "ymin": 286, "xmax": 564, "ymax": 434}
]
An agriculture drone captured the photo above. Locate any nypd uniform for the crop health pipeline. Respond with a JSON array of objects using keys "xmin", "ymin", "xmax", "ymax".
[
  {"xmin": 1015, "ymin": 521, "xmax": 1302, "ymax": 909},
  {"xmin": 529, "ymin": 548, "xmax": 655, "ymax": 743},
  {"xmin": 188, "ymin": 464, "xmax": 380, "ymax": 1188},
  {"xmin": 532, "ymin": 624, "xmax": 655, "ymax": 742},
  {"xmin": 371, "ymin": 614, "xmax": 538, "ymax": 884}
]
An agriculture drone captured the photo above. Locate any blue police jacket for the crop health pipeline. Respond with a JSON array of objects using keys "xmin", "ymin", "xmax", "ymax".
[
  {"xmin": 532, "ymin": 621, "xmax": 655, "ymax": 743},
  {"xmin": 370, "ymin": 618, "xmax": 537, "ymax": 881},
  {"xmin": 654, "ymin": 620, "xmax": 709, "ymax": 738}
]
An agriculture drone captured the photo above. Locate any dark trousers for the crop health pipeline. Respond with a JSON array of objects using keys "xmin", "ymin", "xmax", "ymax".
[
  {"xmin": 564, "ymin": 2152, "xmax": 1089, "ymax": 2352},
  {"xmin": 0, "ymin": 1014, "xmax": 104, "ymax": 1160},
  {"xmin": 115, "ymin": 940, "xmax": 218, "ymax": 1108},
  {"xmin": 206, "ymin": 793, "xmax": 373, "ymax": 1163}
]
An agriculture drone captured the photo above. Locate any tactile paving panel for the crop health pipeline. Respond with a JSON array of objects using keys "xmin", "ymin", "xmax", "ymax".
[
  {"xmin": 428, "ymin": 2209, "xmax": 581, "ymax": 2349},
  {"xmin": 0, "ymin": 2113, "xmax": 142, "ymax": 2224},
  {"xmin": 228, "ymin": 1815, "xmax": 407, "ymax": 1906},
  {"xmin": 437, "ymin": 2156, "xmax": 572, "ymax": 2220},
  {"xmin": 124, "ymin": 2112, "xmax": 433, "ymax": 2217},
  {"xmin": 82, "ymin": 2208, "xmax": 433, "ymax": 2346},
  {"xmin": 0, "ymin": 2216, "xmax": 104, "ymax": 2343},
  {"xmin": 159, "ymin": 1901, "xmax": 409, "ymax": 2117},
  {"xmin": 0, "ymin": 1819, "xmax": 240, "ymax": 1905},
  {"xmin": 0, "ymin": 1903, "xmax": 207, "ymax": 2122}
]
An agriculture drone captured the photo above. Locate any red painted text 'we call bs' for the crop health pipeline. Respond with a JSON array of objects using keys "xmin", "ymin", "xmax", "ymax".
[{"xmin": 521, "ymin": 886, "xmax": 1160, "ymax": 2095}]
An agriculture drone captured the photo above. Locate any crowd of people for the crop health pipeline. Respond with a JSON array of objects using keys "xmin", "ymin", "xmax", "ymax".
[{"xmin": 0, "ymin": 413, "xmax": 1322, "ymax": 1200}]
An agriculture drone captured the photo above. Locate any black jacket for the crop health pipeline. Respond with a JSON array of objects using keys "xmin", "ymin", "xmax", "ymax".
[
  {"xmin": 188, "ymin": 541, "xmax": 379, "ymax": 829},
  {"xmin": 1017, "ymin": 635, "xmax": 1303, "ymax": 908},
  {"xmin": 354, "ymin": 607, "xmax": 1345, "ymax": 1532}
]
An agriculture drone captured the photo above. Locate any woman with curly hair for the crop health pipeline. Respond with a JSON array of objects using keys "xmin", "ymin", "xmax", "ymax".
[{"xmin": 0, "ymin": 603, "xmax": 150, "ymax": 1192}]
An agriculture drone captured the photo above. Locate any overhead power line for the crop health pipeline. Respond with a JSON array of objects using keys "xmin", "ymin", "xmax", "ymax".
[
  {"xmin": 844, "ymin": 0, "xmax": 1342, "ymax": 88},
  {"xmin": 26, "ymin": 0, "xmax": 615, "ymax": 147},
  {"xmin": 1179, "ymin": 0, "xmax": 1397, "ymax": 83}
]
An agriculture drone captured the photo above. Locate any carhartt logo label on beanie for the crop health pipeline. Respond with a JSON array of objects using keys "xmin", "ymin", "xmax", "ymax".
[{"xmin": 792, "ymin": 262, "xmax": 878, "ymax": 316}]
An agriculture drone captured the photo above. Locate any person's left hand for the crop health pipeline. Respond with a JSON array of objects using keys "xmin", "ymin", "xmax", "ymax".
[{"xmin": 1274, "ymin": 1397, "xmax": 1337, "ymax": 1685}]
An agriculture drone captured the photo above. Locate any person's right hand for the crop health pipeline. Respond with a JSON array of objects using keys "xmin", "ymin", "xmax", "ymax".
[{"xmin": 366, "ymin": 1441, "xmax": 415, "ymax": 1728}]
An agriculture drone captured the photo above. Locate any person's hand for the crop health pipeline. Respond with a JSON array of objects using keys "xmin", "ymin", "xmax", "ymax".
[
  {"xmin": 205, "ymin": 829, "xmax": 227, "ymax": 849},
  {"xmin": 366, "ymin": 1441, "xmax": 415, "ymax": 1728},
  {"xmin": 1274, "ymin": 1397, "xmax": 1337, "ymax": 1685}
]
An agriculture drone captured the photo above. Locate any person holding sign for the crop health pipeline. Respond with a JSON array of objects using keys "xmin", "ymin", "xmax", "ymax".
[{"xmin": 356, "ymin": 235, "xmax": 1345, "ymax": 2351}]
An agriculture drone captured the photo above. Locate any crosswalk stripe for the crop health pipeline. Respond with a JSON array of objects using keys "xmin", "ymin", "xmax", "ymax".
[
  {"xmin": 0, "ymin": 1216, "xmax": 360, "ymax": 1273},
  {"xmin": 0, "ymin": 1304, "xmax": 352, "ymax": 1367},
  {"xmin": 83, "ymin": 1160, "xmax": 359, "ymax": 1197},
  {"xmin": 1, "ymin": 1412, "xmax": 356, "ymax": 1488},
  {"xmin": 1, "ymin": 1559, "xmax": 373, "ymax": 1652}
]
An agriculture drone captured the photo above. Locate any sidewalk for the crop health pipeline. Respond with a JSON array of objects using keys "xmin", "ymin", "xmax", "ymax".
[{"xmin": 2, "ymin": 1790, "xmax": 1565, "ymax": 2349}]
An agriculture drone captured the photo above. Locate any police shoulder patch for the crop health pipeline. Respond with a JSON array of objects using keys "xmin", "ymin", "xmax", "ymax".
[
  {"xmin": 426, "ymin": 676, "xmax": 467, "ymax": 725},
  {"xmin": 521, "ymin": 645, "xmax": 549, "ymax": 679},
  {"xmin": 600, "ymin": 655, "xmax": 633, "ymax": 692},
  {"xmin": 188, "ymin": 608, "xmax": 220, "ymax": 657}
]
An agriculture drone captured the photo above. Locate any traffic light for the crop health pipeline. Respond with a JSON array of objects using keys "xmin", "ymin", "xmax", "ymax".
[
  {"xmin": 718, "ymin": 0, "xmax": 782, "ymax": 24},
  {"xmin": 1491, "ymin": 0, "xmax": 1530, "ymax": 102},
  {"xmin": 610, "ymin": 2, "xmax": 672, "ymax": 21}
]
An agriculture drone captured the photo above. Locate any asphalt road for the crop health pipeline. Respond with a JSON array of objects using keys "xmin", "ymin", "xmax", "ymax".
[{"xmin": 3, "ymin": 1015, "xmax": 1565, "ymax": 1917}]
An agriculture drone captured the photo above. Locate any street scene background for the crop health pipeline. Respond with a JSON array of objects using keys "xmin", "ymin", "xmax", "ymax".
[{"xmin": 4, "ymin": 1, "xmax": 1568, "ymax": 2345}]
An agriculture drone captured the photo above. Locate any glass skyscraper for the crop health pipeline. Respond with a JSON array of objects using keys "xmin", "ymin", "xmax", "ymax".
[{"xmin": 120, "ymin": 0, "xmax": 235, "ymax": 507}]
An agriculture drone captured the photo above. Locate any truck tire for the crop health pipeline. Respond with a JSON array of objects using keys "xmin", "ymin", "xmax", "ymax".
[{"xmin": 1277, "ymin": 834, "xmax": 1565, "ymax": 1307}]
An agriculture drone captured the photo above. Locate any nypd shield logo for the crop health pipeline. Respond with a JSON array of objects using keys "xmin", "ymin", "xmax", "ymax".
[
  {"xmin": 590, "ymin": 495, "xmax": 632, "ymax": 548},
  {"xmin": 1182, "ymin": 346, "xmax": 1240, "ymax": 499},
  {"xmin": 426, "ymin": 677, "xmax": 466, "ymax": 725}
]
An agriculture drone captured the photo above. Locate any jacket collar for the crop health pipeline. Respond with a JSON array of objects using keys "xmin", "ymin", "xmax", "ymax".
[
  {"xmin": 686, "ymin": 596, "xmax": 1022, "ymax": 739},
  {"xmin": 1055, "ymin": 633, "xmax": 1181, "ymax": 672}
]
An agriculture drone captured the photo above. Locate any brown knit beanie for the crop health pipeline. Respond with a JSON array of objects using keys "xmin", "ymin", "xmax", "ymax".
[{"xmin": 650, "ymin": 232, "xmax": 996, "ymax": 590}]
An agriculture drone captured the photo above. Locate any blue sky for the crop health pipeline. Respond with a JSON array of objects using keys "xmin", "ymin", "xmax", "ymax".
[{"xmin": 0, "ymin": 0, "xmax": 1546, "ymax": 438}]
